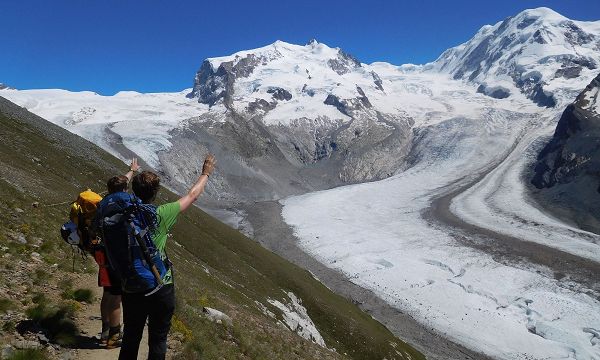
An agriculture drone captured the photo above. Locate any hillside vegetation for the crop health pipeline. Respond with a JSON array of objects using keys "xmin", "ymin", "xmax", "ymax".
[{"xmin": 0, "ymin": 96, "xmax": 423, "ymax": 360}]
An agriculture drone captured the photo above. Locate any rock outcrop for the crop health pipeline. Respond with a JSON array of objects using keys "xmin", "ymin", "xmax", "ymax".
[{"xmin": 531, "ymin": 73, "xmax": 600, "ymax": 232}]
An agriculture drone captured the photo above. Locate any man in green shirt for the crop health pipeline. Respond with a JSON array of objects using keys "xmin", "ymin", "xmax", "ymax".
[{"xmin": 119, "ymin": 154, "xmax": 216, "ymax": 360}]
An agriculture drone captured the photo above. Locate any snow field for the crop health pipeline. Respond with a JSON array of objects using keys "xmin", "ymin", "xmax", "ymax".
[
  {"xmin": 451, "ymin": 118, "xmax": 600, "ymax": 263},
  {"xmin": 281, "ymin": 103, "xmax": 600, "ymax": 359},
  {"xmin": 0, "ymin": 88, "xmax": 210, "ymax": 167},
  {"xmin": 267, "ymin": 292, "xmax": 326, "ymax": 347}
]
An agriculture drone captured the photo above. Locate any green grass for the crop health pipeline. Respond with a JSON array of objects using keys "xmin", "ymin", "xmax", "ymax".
[
  {"xmin": 32, "ymin": 269, "xmax": 50, "ymax": 286},
  {"xmin": 0, "ymin": 298, "xmax": 14, "ymax": 313},
  {"xmin": 0, "ymin": 97, "xmax": 425, "ymax": 359},
  {"xmin": 5, "ymin": 349, "xmax": 48, "ymax": 360},
  {"xmin": 58, "ymin": 277, "xmax": 94, "ymax": 303},
  {"xmin": 25, "ymin": 301, "xmax": 78, "ymax": 346},
  {"xmin": 62, "ymin": 288, "xmax": 94, "ymax": 303}
]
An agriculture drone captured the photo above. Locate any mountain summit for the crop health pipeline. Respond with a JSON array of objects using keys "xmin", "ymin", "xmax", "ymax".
[
  {"xmin": 429, "ymin": 7, "xmax": 600, "ymax": 107},
  {"xmin": 187, "ymin": 8, "xmax": 600, "ymax": 117},
  {"xmin": 187, "ymin": 39, "xmax": 383, "ymax": 125}
]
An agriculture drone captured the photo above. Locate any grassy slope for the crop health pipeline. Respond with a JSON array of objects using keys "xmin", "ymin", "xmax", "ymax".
[{"xmin": 0, "ymin": 97, "xmax": 424, "ymax": 360}]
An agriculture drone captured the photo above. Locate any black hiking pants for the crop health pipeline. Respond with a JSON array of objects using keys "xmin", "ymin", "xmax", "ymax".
[{"xmin": 119, "ymin": 284, "xmax": 175, "ymax": 360}]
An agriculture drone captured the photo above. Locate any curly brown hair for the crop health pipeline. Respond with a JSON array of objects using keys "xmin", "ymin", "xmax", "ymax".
[
  {"xmin": 107, "ymin": 175, "xmax": 129, "ymax": 194},
  {"xmin": 132, "ymin": 171, "xmax": 160, "ymax": 203}
]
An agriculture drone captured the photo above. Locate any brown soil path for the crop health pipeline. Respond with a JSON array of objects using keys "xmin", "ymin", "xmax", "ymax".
[{"xmin": 73, "ymin": 274, "xmax": 149, "ymax": 360}]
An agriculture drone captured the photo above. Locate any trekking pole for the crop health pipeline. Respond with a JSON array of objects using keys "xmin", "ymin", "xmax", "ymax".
[{"xmin": 129, "ymin": 222, "xmax": 164, "ymax": 287}]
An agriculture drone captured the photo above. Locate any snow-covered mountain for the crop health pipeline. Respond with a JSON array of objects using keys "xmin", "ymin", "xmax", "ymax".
[
  {"xmin": 429, "ymin": 7, "xmax": 600, "ymax": 107},
  {"xmin": 188, "ymin": 39, "xmax": 385, "ymax": 121},
  {"xmin": 0, "ymin": 46, "xmax": 487, "ymax": 204},
  {"xmin": 2, "ymin": 7, "xmax": 599, "ymax": 219},
  {"xmin": 1, "ymin": 41, "xmax": 426, "ymax": 206},
  {"xmin": 2, "ymin": 9, "xmax": 598, "ymax": 201},
  {"xmin": 1, "ymin": 8, "xmax": 598, "ymax": 218}
]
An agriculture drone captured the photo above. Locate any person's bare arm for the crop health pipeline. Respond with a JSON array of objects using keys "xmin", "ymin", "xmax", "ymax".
[
  {"xmin": 178, "ymin": 154, "xmax": 216, "ymax": 212},
  {"xmin": 125, "ymin": 158, "xmax": 141, "ymax": 182}
]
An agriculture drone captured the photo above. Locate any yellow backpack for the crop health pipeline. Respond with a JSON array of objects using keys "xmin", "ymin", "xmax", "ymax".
[
  {"xmin": 66, "ymin": 189, "xmax": 103, "ymax": 252},
  {"xmin": 70, "ymin": 190, "xmax": 102, "ymax": 224}
]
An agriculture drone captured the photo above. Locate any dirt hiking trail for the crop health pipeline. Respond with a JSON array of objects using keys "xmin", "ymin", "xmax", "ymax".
[{"xmin": 73, "ymin": 274, "xmax": 149, "ymax": 360}]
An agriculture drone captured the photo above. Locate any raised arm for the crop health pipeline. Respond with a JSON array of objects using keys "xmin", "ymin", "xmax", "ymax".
[
  {"xmin": 178, "ymin": 154, "xmax": 216, "ymax": 212},
  {"xmin": 125, "ymin": 158, "xmax": 141, "ymax": 182}
]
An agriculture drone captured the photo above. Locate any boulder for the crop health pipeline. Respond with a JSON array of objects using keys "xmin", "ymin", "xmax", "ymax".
[{"xmin": 202, "ymin": 307, "xmax": 232, "ymax": 326}]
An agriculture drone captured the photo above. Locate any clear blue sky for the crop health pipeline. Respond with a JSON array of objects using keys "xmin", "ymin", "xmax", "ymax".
[{"xmin": 2, "ymin": 0, "xmax": 598, "ymax": 95}]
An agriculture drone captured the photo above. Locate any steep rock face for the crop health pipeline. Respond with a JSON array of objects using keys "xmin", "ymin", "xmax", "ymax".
[
  {"xmin": 531, "ymin": 73, "xmax": 600, "ymax": 232},
  {"xmin": 187, "ymin": 54, "xmax": 263, "ymax": 107},
  {"xmin": 430, "ymin": 7, "xmax": 600, "ymax": 107},
  {"xmin": 160, "ymin": 110, "xmax": 413, "ymax": 205},
  {"xmin": 267, "ymin": 87, "xmax": 292, "ymax": 101},
  {"xmin": 323, "ymin": 86, "xmax": 372, "ymax": 117},
  {"xmin": 326, "ymin": 49, "xmax": 361, "ymax": 75},
  {"xmin": 533, "ymin": 74, "xmax": 600, "ymax": 188}
]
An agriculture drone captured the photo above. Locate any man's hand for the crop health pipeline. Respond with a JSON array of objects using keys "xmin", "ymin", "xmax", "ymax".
[
  {"xmin": 129, "ymin": 158, "xmax": 141, "ymax": 172},
  {"xmin": 179, "ymin": 154, "xmax": 217, "ymax": 212},
  {"xmin": 125, "ymin": 158, "xmax": 141, "ymax": 181},
  {"xmin": 201, "ymin": 154, "xmax": 216, "ymax": 177}
]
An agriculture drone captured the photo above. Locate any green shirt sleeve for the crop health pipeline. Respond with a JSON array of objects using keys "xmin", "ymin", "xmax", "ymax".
[{"xmin": 154, "ymin": 201, "xmax": 181, "ymax": 251}]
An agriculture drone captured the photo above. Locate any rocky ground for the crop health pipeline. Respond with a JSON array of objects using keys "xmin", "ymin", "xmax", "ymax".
[{"xmin": 0, "ymin": 200, "xmax": 174, "ymax": 360}]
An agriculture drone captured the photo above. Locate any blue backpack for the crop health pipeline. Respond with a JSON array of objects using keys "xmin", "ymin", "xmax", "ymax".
[{"xmin": 94, "ymin": 192, "xmax": 169, "ymax": 295}]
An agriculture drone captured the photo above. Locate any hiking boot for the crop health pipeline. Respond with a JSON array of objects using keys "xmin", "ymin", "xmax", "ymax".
[
  {"xmin": 106, "ymin": 331, "xmax": 123, "ymax": 349},
  {"xmin": 100, "ymin": 332, "xmax": 109, "ymax": 346},
  {"xmin": 100, "ymin": 325, "xmax": 109, "ymax": 345}
]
